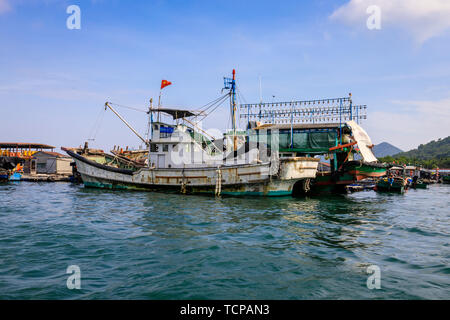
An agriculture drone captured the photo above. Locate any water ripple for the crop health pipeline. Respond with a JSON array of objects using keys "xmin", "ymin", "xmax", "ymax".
[{"xmin": 0, "ymin": 182, "xmax": 448, "ymax": 299}]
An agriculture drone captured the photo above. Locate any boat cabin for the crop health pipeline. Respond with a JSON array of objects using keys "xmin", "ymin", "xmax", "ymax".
[{"xmin": 148, "ymin": 109, "xmax": 260, "ymax": 169}]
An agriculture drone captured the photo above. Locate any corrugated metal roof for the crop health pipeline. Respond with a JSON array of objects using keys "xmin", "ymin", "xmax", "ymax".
[
  {"xmin": 33, "ymin": 151, "xmax": 70, "ymax": 158},
  {"xmin": 0, "ymin": 142, "xmax": 55, "ymax": 149}
]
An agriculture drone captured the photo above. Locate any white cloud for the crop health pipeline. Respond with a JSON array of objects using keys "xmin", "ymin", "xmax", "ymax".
[
  {"xmin": 0, "ymin": 0, "xmax": 11, "ymax": 14},
  {"xmin": 365, "ymin": 97, "xmax": 450, "ymax": 150},
  {"xmin": 330, "ymin": 0, "xmax": 450, "ymax": 43}
]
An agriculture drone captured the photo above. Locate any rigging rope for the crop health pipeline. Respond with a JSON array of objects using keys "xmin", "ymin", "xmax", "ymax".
[
  {"xmin": 95, "ymin": 92, "xmax": 231, "ymax": 143},
  {"xmin": 199, "ymin": 93, "xmax": 230, "ymax": 113},
  {"xmin": 236, "ymin": 86, "xmax": 247, "ymax": 104},
  {"xmin": 194, "ymin": 93, "xmax": 230, "ymax": 125},
  {"xmin": 87, "ymin": 105, "xmax": 106, "ymax": 142},
  {"xmin": 109, "ymin": 102, "xmax": 147, "ymax": 113}
]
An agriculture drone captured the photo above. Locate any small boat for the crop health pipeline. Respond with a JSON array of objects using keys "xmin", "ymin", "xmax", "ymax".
[
  {"xmin": 375, "ymin": 176, "xmax": 408, "ymax": 193},
  {"xmin": 412, "ymin": 181, "xmax": 428, "ymax": 189},
  {"xmin": 0, "ymin": 156, "xmax": 23, "ymax": 182},
  {"xmin": 0, "ymin": 170, "xmax": 21, "ymax": 182},
  {"xmin": 8, "ymin": 172, "xmax": 22, "ymax": 181},
  {"xmin": 411, "ymin": 176, "xmax": 428, "ymax": 189},
  {"xmin": 0, "ymin": 169, "xmax": 8, "ymax": 182},
  {"xmin": 375, "ymin": 165, "xmax": 410, "ymax": 193},
  {"xmin": 346, "ymin": 183, "xmax": 364, "ymax": 193}
]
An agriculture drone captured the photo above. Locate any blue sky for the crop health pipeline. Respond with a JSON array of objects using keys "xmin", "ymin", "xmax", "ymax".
[{"xmin": 1, "ymin": 0, "xmax": 449, "ymax": 151}]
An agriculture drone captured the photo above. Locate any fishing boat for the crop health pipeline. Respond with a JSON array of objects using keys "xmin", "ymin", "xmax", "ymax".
[
  {"xmin": 309, "ymin": 159, "xmax": 387, "ymax": 194},
  {"xmin": 412, "ymin": 181, "xmax": 428, "ymax": 189},
  {"xmin": 64, "ymin": 70, "xmax": 319, "ymax": 196},
  {"xmin": 410, "ymin": 176, "xmax": 428, "ymax": 189},
  {"xmin": 241, "ymin": 95, "xmax": 387, "ymax": 194},
  {"xmin": 375, "ymin": 176, "xmax": 408, "ymax": 193},
  {"xmin": 375, "ymin": 166, "xmax": 409, "ymax": 193},
  {"xmin": 343, "ymin": 160, "xmax": 387, "ymax": 181},
  {"xmin": 442, "ymin": 176, "xmax": 450, "ymax": 184}
]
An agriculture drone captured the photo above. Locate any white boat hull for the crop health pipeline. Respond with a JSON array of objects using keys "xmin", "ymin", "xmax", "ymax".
[{"xmin": 71, "ymin": 152, "xmax": 319, "ymax": 196}]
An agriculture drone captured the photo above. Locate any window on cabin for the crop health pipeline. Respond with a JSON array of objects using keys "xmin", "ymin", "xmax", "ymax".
[
  {"xmin": 160, "ymin": 126, "xmax": 174, "ymax": 138},
  {"xmin": 163, "ymin": 144, "xmax": 169, "ymax": 152},
  {"xmin": 150, "ymin": 144, "xmax": 158, "ymax": 152}
]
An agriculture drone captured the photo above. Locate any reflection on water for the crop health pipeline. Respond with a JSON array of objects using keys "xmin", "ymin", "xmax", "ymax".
[{"xmin": 0, "ymin": 182, "xmax": 449, "ymax": 299}]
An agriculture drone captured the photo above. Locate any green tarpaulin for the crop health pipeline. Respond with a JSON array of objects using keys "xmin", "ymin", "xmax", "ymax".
[{"xmin": 250, "ymin": 129, "xmax": 337, "ymax": 154}]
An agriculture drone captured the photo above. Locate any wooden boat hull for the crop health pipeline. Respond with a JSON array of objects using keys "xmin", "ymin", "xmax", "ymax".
[
  {"xmin": 412, "ymin": 182, "xmax": 427, "ymax": 189},
  {"xmin": 375, "ymin": 179, "xmax": 406, "ymax": 193},
  {"xmin": 307, "ymin": 171, "xmax": 355, "ymax": 194},
  {"xmin": 345, "ymin": 161, "xmax": 387, "ymax": 181},
  {"xmin": 305, "ymin": 161, "xmax": 387, "ymax": 195},
  {"xmin": 67, "ymin": 150, "xmax": 319, "ymax": 197}
]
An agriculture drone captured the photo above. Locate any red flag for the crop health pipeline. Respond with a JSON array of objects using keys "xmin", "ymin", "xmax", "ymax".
[{"xmin": 161, "ymin": 80, "xmax": 172, "ymax": 89}]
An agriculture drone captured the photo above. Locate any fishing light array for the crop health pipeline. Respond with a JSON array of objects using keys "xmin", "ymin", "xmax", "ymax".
[
  {"xmin": 240, "ymin": 97, "xmax": 367, "ymax": 124},
  {"xmin": 241, "ymin": 97, "xmax": 351, "ymax": 109}
]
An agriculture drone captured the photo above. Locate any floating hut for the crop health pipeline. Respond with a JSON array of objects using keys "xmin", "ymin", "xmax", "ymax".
[
  {"xmin": 0, "ymin": 142, "xmax": 56, "ymax": 181},
  {"xmin": 32, "ymin": 151, "xmax": 72, "ymax": 175}
]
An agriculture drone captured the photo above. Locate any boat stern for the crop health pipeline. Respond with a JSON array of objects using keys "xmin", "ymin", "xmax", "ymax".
[{"xmin": 278, "ymin": 157, "xmax": 319, "ymax": 180}]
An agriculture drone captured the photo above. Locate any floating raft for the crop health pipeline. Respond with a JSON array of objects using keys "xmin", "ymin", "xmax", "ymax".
[{"xmin": 21, "ymin": 174, "xmax": 71, "ymax": 182}]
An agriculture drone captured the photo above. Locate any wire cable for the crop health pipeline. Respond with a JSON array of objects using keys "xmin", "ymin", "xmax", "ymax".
[
  {"xmin": 87, "ymin": 105, "xmax": 106, "ymax": 142},
  {"xmin": 194, "ymin": 93, "xmax": 230, "ymax": 125},
  {"xmin": 109, "ymin": 102, "xmax": 147, "ymax": 113}
]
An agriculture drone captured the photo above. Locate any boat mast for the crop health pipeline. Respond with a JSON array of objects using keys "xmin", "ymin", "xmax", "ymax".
[
  {"xmin": 104, "ymin": 102, "xmax": 148, "ymax": 146},
  {"xmin": 146, "ymin": 98, "xmax": 153, "ymax": 142},
  {"xmin": 231, "ymin": 69, "xmax": 237, "ymax": 151},
  {"xmin": 223, "ymin": 69, "xmax": 238, "ymax": 151}
]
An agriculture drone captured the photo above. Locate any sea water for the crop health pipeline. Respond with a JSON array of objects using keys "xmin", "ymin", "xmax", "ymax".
[{"xmin": 0, "ymin": 182, "xmax": 448, "ymax": 299}]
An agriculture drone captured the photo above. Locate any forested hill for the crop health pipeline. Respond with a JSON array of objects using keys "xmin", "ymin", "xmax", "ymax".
[
  {"xmin": 378, "ymin": 136, "xmax": 450, "ymax": 168},
  {"xmin": 398, "ymin": 136, "xmax": 450, "ymax": 159}
]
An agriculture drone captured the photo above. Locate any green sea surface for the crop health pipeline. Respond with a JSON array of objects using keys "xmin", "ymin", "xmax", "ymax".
[{"xmin": 0, "ymin": 182, "xmax": 448, "ymax": 299}]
